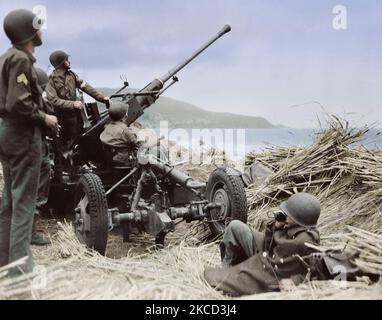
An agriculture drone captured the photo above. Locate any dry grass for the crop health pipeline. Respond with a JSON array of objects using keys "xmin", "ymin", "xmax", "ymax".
[
  {"xmin": 0, "ymin": 222, "xmax": 380, "ymax": 300},
  {"xmin": 0, "ymin": 116, "xmax": 381, "ymax": 300},
  {"xmin": 184, "ymin": 118, "xmax": 382, "ymax": 241},
  {"xmin": 0, "ymin": 221, "xmax": 225, "ymax": 300},
  {"xmin": 246, "ymin": 120, "xmax": 382, "ymax": 235}
]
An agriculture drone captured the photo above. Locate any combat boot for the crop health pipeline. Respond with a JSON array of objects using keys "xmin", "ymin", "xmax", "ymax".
[
  {"xmin": 220, "ymin": 243, "xmax": 237, "ymax": 268},
  {"xmin": 31, "ymin": 232, "xmax": 51, "ymax": 246},
  {"xmin": 31, "ymin": 216, "xmax": 51, "ymax": 246}
]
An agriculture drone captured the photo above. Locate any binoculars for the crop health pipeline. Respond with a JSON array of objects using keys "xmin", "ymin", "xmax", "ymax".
[{"xmin": 274, "ymin": 211, "xmax": 287, "ymax": 222}]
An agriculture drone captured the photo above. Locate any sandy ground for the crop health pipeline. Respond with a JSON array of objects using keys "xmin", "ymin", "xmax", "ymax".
[{"xmin": 33, "ymin": 215, "xmax": 198, "ymax": 260}]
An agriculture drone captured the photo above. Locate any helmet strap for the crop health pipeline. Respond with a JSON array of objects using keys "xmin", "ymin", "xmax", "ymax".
[{"xmin": 32, "ymin": 33, "xmax": 42, "ymax": 47}]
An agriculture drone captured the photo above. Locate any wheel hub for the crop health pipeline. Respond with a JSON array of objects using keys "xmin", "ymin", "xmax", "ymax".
[
  {"xmin": 213, "ymin": 188, "xmax": 229, "ymax": 221},
  {"xmin": 75, "ymin": 195, "xmax": 90, "ymax": 233}
]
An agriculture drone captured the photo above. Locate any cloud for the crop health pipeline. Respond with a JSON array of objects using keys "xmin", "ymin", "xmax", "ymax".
[{"xmin": 0, "ymin": 0, "xmax": 381, "ymax": 127}]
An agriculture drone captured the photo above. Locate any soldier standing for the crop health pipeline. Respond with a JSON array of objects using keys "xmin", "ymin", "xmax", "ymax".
[
  {"xmin": 30, "ymin": 68, "xmax": 56, "ymax": 246},
  {"xmin": 0, "ymin": 9, "xmax": 58, "ymax": 275},
  {"xmin": 45, "ymin": 50, "xmax": 109, "ymax": 153}
]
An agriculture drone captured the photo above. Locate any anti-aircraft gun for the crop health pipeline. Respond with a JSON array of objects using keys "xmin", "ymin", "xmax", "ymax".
[
  {"xmin": 48, "ymin": 25, "xmax": 248, "ymax": 255},
  {"xmin": 84, "ymin": 24, "xmax": 232, "ymax": 135}
]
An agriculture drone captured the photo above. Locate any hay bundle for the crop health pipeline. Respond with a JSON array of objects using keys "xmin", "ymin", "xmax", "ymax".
[
  {"xmin": 245, "ymin": 118, "xmax": 382, "ymax": 235},
  {"xmin": 183, "ymin": 118, "xmax": 381, "ymax": 254}
]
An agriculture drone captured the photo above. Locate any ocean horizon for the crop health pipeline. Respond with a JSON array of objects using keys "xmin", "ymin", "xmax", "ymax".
[{"xmin": 152, "ymin": 127, "xmax": 382, "ymax": 155}]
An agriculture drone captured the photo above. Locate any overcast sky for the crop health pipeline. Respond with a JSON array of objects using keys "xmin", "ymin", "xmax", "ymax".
[{"xmin": 0, "ymin": 0, "xmax": 381, "ymax": 128}]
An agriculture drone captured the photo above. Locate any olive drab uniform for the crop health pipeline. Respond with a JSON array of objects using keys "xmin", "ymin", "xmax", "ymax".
[
  {"xmin": 204, "ymin": 220, "xmax": 320, "ymax": 296},
  {"xmin": 100, "ymin": 121, "xmax": 138, "ymax": 163},
  {"xmin": 30, "ymin": 94, "xmax": 53, "ymax": 246},
  {"xmin": 36, "ymin": 94, "xmax": 54, "ymax": 211},
  {"xmin": 0, "ymin": 47, "xmax": 47, "ymax": 274},
  {"xmin": 45, "ymin": 69, "xmax": 106, "ymax": 151},
  {"xmin": 31, "ymin": 68, "xmax": 54, "ymax": 246}
]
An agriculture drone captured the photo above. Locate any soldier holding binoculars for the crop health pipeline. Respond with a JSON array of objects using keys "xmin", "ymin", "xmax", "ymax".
[{"xmin": 204, "ymin": 192, "xmax": 321, "ymax": 296}]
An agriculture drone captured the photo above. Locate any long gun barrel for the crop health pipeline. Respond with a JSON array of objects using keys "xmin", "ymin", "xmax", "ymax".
[
  {"xmin": 135, "ymin": 24, "xmax": 231, "ymax": 113},
  {"xmin": 83, "ymin": 25, "xmax": 231, "ymax": 137},
  {"xmin": 160, "ymin": 24, "xmax": 231, "ymax": 83}
]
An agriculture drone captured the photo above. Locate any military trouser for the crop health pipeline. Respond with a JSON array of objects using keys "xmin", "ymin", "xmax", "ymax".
[
  {"xmin": 0, "ymin": 120, "xmax": 42, "ymax": 276},
  {"xmin": 32, "ymin": 138, "xmax": 51, "ymax": 237},
  {"xmin": 220, "ymin": 220, "xmax": 264, "ymax": 267},
  {"xmin": 36, "ymin": 138, "xmax": 51, "ymax": 211},
  {"xmin": 57, "ymin": 113, "xmax": 80, "ymax": 153}
]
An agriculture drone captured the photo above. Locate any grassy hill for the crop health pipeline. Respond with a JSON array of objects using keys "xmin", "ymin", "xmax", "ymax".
[{"xmin": 95, "ymin": 88, "xmax": 275, "ymax": 129}]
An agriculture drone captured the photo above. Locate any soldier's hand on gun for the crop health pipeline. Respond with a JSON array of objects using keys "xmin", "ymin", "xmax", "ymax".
[
  {"xmin": 103, "ymin": 96, "xmax": 110, "ymax": 107},
  {"xmin": 44, "ymin": 114, "xmax": 59, "ymax": 130},
  {"xmin": 73, "ymin": 101, "xmax": 84, "ymax": 109}
]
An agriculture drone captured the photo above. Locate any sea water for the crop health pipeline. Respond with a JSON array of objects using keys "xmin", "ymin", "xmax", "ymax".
[{"xmin": 154, "ymin": 127, "xmax": 382, "ymax": 155}]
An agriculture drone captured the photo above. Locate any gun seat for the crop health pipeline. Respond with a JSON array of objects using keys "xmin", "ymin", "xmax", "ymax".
[{"xmin": 102, "ymin": 145, "xmax": 137, "ymax": 170}]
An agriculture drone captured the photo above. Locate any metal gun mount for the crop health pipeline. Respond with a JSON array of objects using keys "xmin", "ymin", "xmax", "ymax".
[{"xmin": 49, "ymin": 24, "xmax": 249, "ymax": 255}]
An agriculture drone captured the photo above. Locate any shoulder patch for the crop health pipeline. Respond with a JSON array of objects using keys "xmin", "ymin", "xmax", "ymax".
[
  {"xmin": 80, "ymin": 80, "xmax": 87, "ymax": 89},
  {"xmin": 17, "ymin": 73, "xmax": 29, "ymax": 86}
]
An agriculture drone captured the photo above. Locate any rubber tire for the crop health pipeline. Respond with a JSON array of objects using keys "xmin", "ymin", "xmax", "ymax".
[
  {"xmin": 206, "ymin": 167, "xmax": 248, "ymax": 236},
  {"xmin": 74, "ymin": 173, "xmax": 108, "ymax": 255}
]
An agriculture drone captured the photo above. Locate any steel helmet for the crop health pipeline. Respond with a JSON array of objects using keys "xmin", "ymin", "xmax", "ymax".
[
  {"xmin": 280, "ymin": 192, "xmax": 321, "ymax": 228},
  {"xmin": 35, "ymin": 67, "xmax": 49, "ymax": 90},
  {"xmin": 108, "ymin": 101, "xmax": 128, "ymax": 121},
  {"xmin": 3, "ymin": 9, "xmax": 43, "ymax": 46},
  {"xmin": 49, "ymin": 50, "xmax": 69, "ymax": 69}
]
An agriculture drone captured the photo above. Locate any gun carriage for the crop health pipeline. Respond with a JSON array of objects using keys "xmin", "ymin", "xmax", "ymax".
[{"xmin": 48, "ymin": 25, "xmax": 248, "ymax": 254}]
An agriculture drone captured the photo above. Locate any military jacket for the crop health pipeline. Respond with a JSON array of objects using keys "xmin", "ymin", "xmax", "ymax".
[
  {"xmin": 100, "ymin": 121, "xmax": 138, "ymax": 148},
  {"xmin": 46, "ymin": 68, "xmax": 105, "ymax": 113},
  {"xmin": 0, "ymin": 47, "xmax": 46, "ymax": 125},
  {"xmin": 204, "ymin": 222, "xmax": 320, "ymax": 296}
]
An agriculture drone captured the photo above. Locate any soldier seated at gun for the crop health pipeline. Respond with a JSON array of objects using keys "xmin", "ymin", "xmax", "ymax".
[
  {"xmin": 100, "ymin": 103, "xmax": 164, "ymax": 207},
  {"xmin": 45, "ymin": 50, "xmax": 110, "ymax": 157},
  {"xmin": 204, "ymin": 192, "xmax": 321, "ymax": 296},
  {"xmin": 100, "ymin": 102, "xmax": 139, "ymax": 164},
  {"xmin": 100, "ymin": 102, "xmax": 168, "ymax": 164}
]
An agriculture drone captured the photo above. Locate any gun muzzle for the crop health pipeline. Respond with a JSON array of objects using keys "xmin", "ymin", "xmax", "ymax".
[
  {"xmin": 159, "ymin": 24, "xmax": 232, "ymax": 83},
  {"xmin": 218, "ymin": 24, "xmax": 232, "ymax": 37}
]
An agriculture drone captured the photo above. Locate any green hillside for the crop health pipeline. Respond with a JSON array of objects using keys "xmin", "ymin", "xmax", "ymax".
[{"xmin": 95, "ymin": 88, "xmax": 275, "ymax": 129}]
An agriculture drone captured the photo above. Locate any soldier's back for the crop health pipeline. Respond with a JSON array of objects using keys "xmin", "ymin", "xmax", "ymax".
[
  {"xmin": 0, "ymin": 47, "xmax": 31, "ymax": 73},
  {"xmin": 0, "ymin": 48, "xmax": 30, "ymax": 115}
]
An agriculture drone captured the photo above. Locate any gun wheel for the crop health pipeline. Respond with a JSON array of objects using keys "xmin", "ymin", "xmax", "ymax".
[
  {"xmin": 206, "ymin": 168, "xmax": 248, "ymax": 236},
  {"xmin": 74, "ymin": 173, "xmax": 109, "ymax": 255}
]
